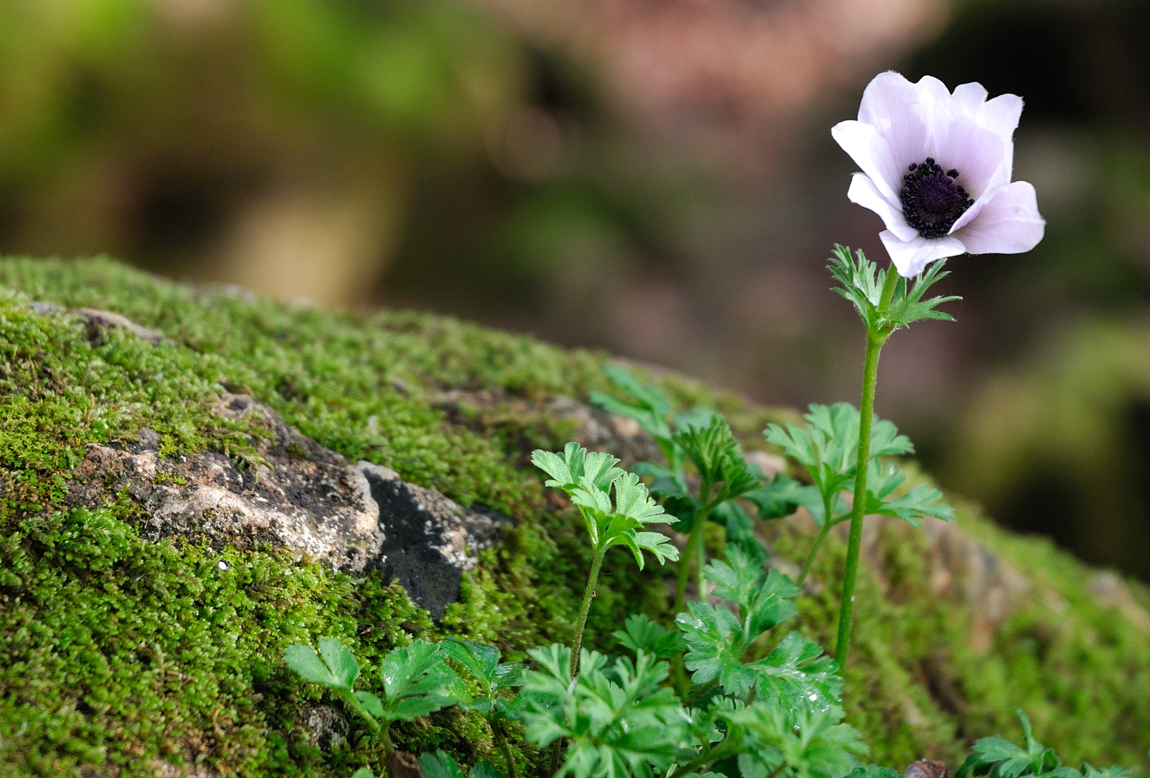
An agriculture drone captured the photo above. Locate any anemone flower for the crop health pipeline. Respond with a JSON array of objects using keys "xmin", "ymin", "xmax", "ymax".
[{"xmin": 832, "ymin": 71, "xmax": 1045, "ymax": 277}]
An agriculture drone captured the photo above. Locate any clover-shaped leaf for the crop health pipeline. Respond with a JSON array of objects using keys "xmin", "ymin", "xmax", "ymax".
[
  {"xmin": 284, "ymin": 636, "xmax": 359, "ymax": 692},
  {"xmin": 441, "ymin": 638, "xmax": 525, "ymax": 715},
  {"xmin": 379, "ymin": 640, "xmax": 464, "ymax": 722}
]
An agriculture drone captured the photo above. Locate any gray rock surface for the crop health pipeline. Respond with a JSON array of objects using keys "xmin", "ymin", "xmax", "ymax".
[{"xmin": 67, "ymin": 393, "xmax": 505, "ymax": 619}]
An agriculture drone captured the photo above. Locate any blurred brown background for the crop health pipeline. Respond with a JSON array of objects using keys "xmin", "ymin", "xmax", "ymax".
[{"xmin": 2, "ymin": 0, "xmax": 1149, "ymax": 581}]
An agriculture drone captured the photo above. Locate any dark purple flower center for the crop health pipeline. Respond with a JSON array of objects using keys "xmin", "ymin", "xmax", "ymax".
[{"xmin": 900, "ymin": 158, "xmax": 974, "ymax": 239}]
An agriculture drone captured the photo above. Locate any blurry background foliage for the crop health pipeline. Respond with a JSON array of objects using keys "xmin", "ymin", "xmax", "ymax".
[{"xmin": 1, "ymin": 0, "xmax": 1149, "ymax": 581}]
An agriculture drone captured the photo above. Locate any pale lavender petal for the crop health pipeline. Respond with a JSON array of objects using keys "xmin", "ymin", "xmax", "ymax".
[
  {"xmin": 978, "ymin": 93, "xmax": 1023, "ymax": 139},
  {"xmin": 855, "ymin": 72, "xmax": 931, "ymax": 169},
  {"xmin": 952, "ymin": 82, "xmax": 988, "ymax": 114},
  {"xmin": 881, "ymin": 231, "xmax": 966, "ymax": 277},
  {"xmin": 832, "ymin": 120, "xmax": 904, "ymax": 203},
  {"xmin": 913, "ymin": 75, "xmax": 953, "ymax": 110},
  {"xmin": 953, "ymin": 181, "xmax": 1045, "ymax": 255},
  {"xmin": 977, "ymin": 93, "xmax": 1023, "ymax": 173},
  {"xmin": 858, "ymin": 71, "xmax": 916, "ymax": 125},
  {"xmin": 847, "ymin": 174, "xmax": 918, "ymax": 241},
  {"xmin": 948, "ymin": 196, "xmax": 986, "ymax": 234},
  {"xmin": 929, "ymin": 115, "xmax": 1009, "ymax": 198}
]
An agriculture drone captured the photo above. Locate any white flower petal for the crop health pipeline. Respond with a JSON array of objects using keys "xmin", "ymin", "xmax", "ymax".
[
  {"xmin": 953, "ymin": 181, "xmax": 1045, "ymax": 255},
  {"xmin": 832, "ymin": 120, "xmax": 903, "ymax": 203},
  {"xmin": 929, "ymin": 115, "xmax": 1009, "ymax": 199},
  {"xmin": 948, "ymin": 196, "xmax": 986, "ymax": 234},
  {"xmin": 978, "ymin": 93, "xmax": 1023, "ymax": 139},
  {"xmin": 854, "ymin": 72, "xmax": 932, "ymax": 167},
  {"xmin": 951, "ymin": 82, "xmax": 989, "ymax": 119},
  {"xmin": 847, "ymin": 174, "xmax": 918, "ymax": 241},
  {"xmin": 837, "ymin": 71, "xmax": 1042, "ymax": 268},
  {"xmin": 858, "ymin": 72, "xmax": 916, "ymax": 125},
  {"xmin": 880, "ymin": 231, "xmax": 966, "ymax": 278},
  {"xmin": 977, "ymin": 93, "xmax": 1023, "ymax": 174}
]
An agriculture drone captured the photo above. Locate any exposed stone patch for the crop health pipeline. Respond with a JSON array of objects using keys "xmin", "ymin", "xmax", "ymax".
[
  {"xmin": 303, "ymin": 704, "xmax": 349, "ymax": 750},
  {"xmin": 75, "ymin": 307, "xmax": 165, "ymax": 344},
  {"xmin": 1088, "ymin": 570, "xmax": 1150, "ymax": 633},
  {"xmin": 27, "ymin": 300, "xmax": 165, "ymax": 344},
  {"xmin": 917, "ymin": 518, "xmax": 1032, "ymax": 651},
  {"xmin": 66, "ymin": 394, "xmax": 506, "ymax": 618}
]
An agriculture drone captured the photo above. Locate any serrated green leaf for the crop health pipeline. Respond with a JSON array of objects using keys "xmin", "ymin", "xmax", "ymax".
[
  {"xmin": 283, "ymin": 642, "xmax": 341, "ymax": 689},
  {"xmin": 537, "ymin": 443, "xmax": 680, "ymax": 569},
  {"xmin": 725, "ymin": 699, "xmax": 867, "ymax": 778},
  {"xmin": 885, "ymin": 259, "xmax": 961, "ymax": 329},
  {"xmin": 318, "ymin": 636, "xmax": 359, "ymax": 690},
  {"xmin": 677, "ymin": 600, "xmax": 754, "ymax": 694},
  {"xmin": 870, "ymin": 483, "xmax": 955, "ymax": 527},
  {"xmin": 442, "ymin": 638, "xmax": 500, "ymax": 685},
  {"xmin": 355, "ymin": 691, "xmax": 385, "ymax": 719},
  {"xmin": 743, "ymin": 474, "xmax": 819, "ymax": 521},
  {"xmin": 709, "ymin": 548, "xmax": 799, "ymax": 636},
  {"xmin": 829, "ymin": 244, "xmax": 886, "ymax": 331},
  {"xmin": 520, "ymin": 647, "xmax": 691, "ymax": 778},
  {"xmin": 393, "ymin": 696, "xmax": 456, "ymax": 720},
  {"xmin": 829, "ymin": 245, "xmax": 960, "ymax": 333},
  {"xmin": 711, "ymin": 501, "xmax": 768, "ymax": 563},
  {"xmin": 846, "ymin": 766, "xmax": 901, "ymax": 778},
  {"xmin": 674, "ymin": 417, "xmax": 761, "ymax": 502},
  {"xmin": 351, "ymin": 769, "xmax": 375, "ymax": 778},
  {"xmin": 470, "ymin": 761, "xmax": 503, "ymax": 778},
  {"xmin": 419, "ymin": 750, "xmax": 466, "ymax": 778},
  {"xmin": 491, "ymin": 663, "xmax": 526, "ymax": 691},
  {"xmin": 677, "ymin": 549, "xmax": 804, "ymax": 697},
  {"xmin": 612, "ymin": 471, "xmax": 667, "ymax": 524},
  {"xmin": 957, "ymin": 726, "xmax": 1036, "ymax": 778},
  {"xmin": 614, "ymin": 614, "xmax": 686, "ymax": 660},
  {"xmin": 378, "ymin": 640, "xmax": 463, "ymax": 722},
  {"xmin": 750, "ymin": 631, "xmax": 842, "ymax": 711}
]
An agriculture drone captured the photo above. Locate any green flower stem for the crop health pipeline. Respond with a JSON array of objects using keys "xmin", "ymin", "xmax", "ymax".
[
  {"xmin": 336, "ymin": 688, "xmax": 383, "ymax": 737},
  {"xmin": 674, "ymin": 483, "xmax": 714, "ymax": 615},
  {"xmin": 797, "ymin": 492, "xmax": 838, "ymax": 587},
  {"xmin": 551, "ymin": 543, "xmax": 606, "ymax": 776},
  {"xmin": 674, "ymin": 524, "xmax": 698, "ymax": 615},
  {"xmin": 695, "ymin": 510, "xmax": 707, "ymax": 603},
  {"xmin": 492, "ymin": 719, "xmax": 518, "ymax": 778},
  {"xmin": 570, "ymin": 545, "xmax": 606, "ymax": 680},
  {"xmin": 834, "ymin": 268, "xmax": 899, "ymax": 666}
]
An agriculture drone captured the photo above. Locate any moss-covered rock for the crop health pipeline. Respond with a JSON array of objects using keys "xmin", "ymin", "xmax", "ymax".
[{"xmin": 0, "ymin": 257, "xmax": 1147, "ymax": 778}]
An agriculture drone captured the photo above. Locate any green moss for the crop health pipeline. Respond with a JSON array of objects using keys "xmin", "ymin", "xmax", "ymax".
[
  {"xmin": 0, "ymin": 508, "xmax": 434, "ymax": 777},
  {"xmin": 0, "ymin": 256, "xmax": 1148, "ymax": 777}
]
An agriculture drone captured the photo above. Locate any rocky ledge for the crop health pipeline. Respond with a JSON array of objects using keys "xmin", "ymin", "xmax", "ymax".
[{"xmin": 66, "ymin": 390, "xmax": 505, "ymax": 620}]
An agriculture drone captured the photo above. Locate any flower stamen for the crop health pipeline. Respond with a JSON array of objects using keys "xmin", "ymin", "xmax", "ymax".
[{"xmin": 900, "ymin": 158, "xmax": 974, "ymax": 239}]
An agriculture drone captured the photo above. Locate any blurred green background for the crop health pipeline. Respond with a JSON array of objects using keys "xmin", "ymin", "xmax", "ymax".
[{"xmin": 1, "ymin": 0, "xmax": 1149, "ymax": 581}]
